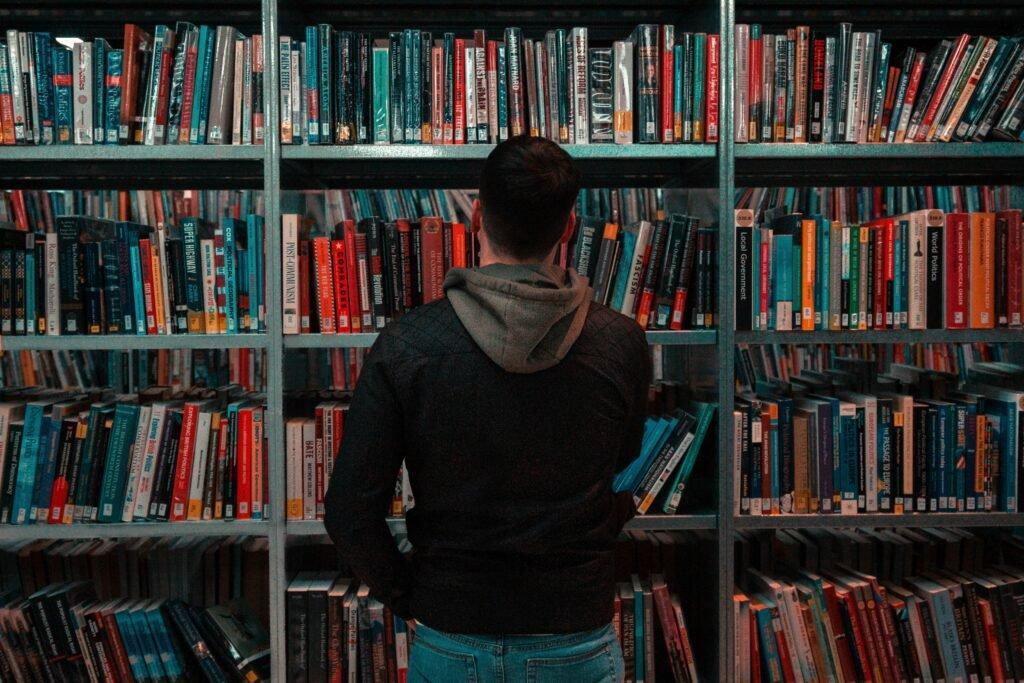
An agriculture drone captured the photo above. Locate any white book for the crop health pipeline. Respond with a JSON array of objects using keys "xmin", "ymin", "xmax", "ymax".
[
  {"xmin": 231, "ymin": 38, "xmax": 245, "ymax": 145},
  {"xmin": 6, "ymin": 34, "xmax": 26, "ymax": 142},
  {"xmin": 402, "ymin": 462, "xmax": 414, "ymax": 511},
  {"xmin": 464, "ymin": 48, "xmax": 476, "ymax": 142},
  {"xmin": 279, "ymin": 37, "xmax": 292, "ymax": 143},
  {"xmin": 344, "ymin": 592, "xmax": 360, "ymax": 683},
  {"xmin": 749, "ymin": 411, "xmax": 763, "ymax": 516},
  {"xmin": 186, "ymin": 411, "xmax": 212, "ymax": 521},
  {"xmin": 856, "ymin": 32, "xmax": 875, "ymax": 143},
  {"xmin": 282, "ymin": 214, "xmax": 299, "ymax": 334},
  {"xmin": 844, "ymin": 32, "xmax": 864, "ymax": 143},
  {"xmin": 822, "ymin": 37, "xmax": 836, "ymax": 143},
  {"xmin": 292, "ymin": 48, "xmax": 303, "ymax": 142},
  {"xmin": 72, "ymin": 42, "xmax": 93, "ymax": 144},
  {"xmin": 905, "ymin": 595, "xmax": 934, "ymax": 682},
  {"xmin": 571, "ymin": 27, "xmax": 589, "ymax": 144},
  {"xmin": 942, "ymin": 37, "xmax": 997, "ymax": 142},
  {"xmin": 302, "ymin": 419, "xmax": 316, "ymax": 520},
  {"xmin": 734, "ymin": 24, "xmax": 749, "ymax": 142},
  {"xmin": 475, "ymin": 42, "xmax": 487, "ymax": 141},
  {"xmin": 44, "ymin": 233, "xmax": 59, "ymax": 335},
  {"xmin": 141, "ymin": 27, "xmax": 165, "ymax": 145},
  {"xmin": 907, "ymin": 210, "xmax": 930, "ymax": 329},
  {"xmin": 132, "ymin": 403, "xmax": 168, "ymax": 520},
  {"xmin": 620, "ymin": 221, "xmax": 652, "ymax": 317},
  {"xmin": 121, "ymin": 405, "xmax": 153, "ymax": 522},
  {"xmin": 286, "ymin": 418, "xmax": 303, "ymax": 519},
  {"xmin": 734, "ymin": 411, "xmax": 745, "ymax": 515},
  {"xmin": 782, "ymin": 584, "xmax": 818, "ymax": 682},
  {"xmin": 612, "ymin": 41, "xmax": 633, "ymax": 145}
]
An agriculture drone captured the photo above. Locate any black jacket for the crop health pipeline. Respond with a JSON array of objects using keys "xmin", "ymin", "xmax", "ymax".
[{"xmin": 323, "ymin": 296, "xmax": 650, "ymax": 634}]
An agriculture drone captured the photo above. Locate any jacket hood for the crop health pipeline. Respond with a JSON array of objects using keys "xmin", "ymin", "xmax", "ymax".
[{"xmin": 443, "ymin": 263, "xmax": 592, "ymax": 373}]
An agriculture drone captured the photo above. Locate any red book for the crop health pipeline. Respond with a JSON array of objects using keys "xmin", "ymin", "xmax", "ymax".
[
  {"xmin": 420, "ymin": 217, "xmax": 445, "ymax": 304},
  {"xmin": 979, "ymin": 598, "xmax": 1006, "ymax": 683},
  {"xmin": 101, "ymin": 609, "xmax": 136, "ymax": 682},
  {"xmin": 311, "ymin": 236, "xmax": 336, "ymax": 333},
  {"xmin": 178, "ymin": 37, "xmax": 199, "ymax": 142},
  {"xmin": 945, "ymin": 212, "xmax": 970, "ymax": 328},
  {"xmin": 0, "ymin": 75, "xmax": 14, "ymax": 144},
  {"xmin": 884, "ymin": 219, "xmax": 895, "ymax": 328},
  {"xmin": 837, "ymin": 587, "xmax": 873, "ymax": 682},
  {"xmin": 252, "ymin": 35, "xmax": 265, "ymax": 144},
  {"xmin": 660, "ymin": 26, "xmax": 674, "ymax": 143},
  {"xmin": 331, "ymin": 239, "xmax": 352, "ymax": 333},
  {"xmin": 1001, "ymin": 210, "xmax": 1022, "ymax": 327},
  {"xmin": 342, "ymin": 220, "xmax": 362, "ymax": 333},
  {"xmin": 451, "ymin": 222, "xmax": 467, "ymax": 269},
  {"xmin": 823, "ymin": 582, "xmax": 858, "ymax": 682},
  {"xmin": 895, "ymin": 54, "xmax": 926, "ymax": 142},
  {"xmin": 138, "ymin": 238, "xmax": 158, "ymax": 335},
  {"xmin": 914, "ymin": 33, "xmax": 970, "ymax": 142},
  {"xmin": 878, "ymin": 66, "xmax": 900, "ymax": 139},
  {"xmin": 170, "ymin": 402, "xmax": 200, "ymax": 522},
  {"xmin": 120, "ymin": 24, "xmax": 152, "ymax": 143},
  {"xmin": 651, "ymin": 580, "xmax": 687, "ymax": 682},
  {"xmin": 705, "ymin": 35, "xmax": 719, "ymax": 143},
  {"xmin": 154, "ymin": 31, "xmax": 175, "ymax": 138},
  {"xmin": 234, "ymin": 406, "xmax": 253, "ymax": 519},
  {"xmin": 748, "ymin": 605, "xmax": 761, "ymax": 683},
  {"xmin": 453, "ymin": 38, "xmax": 466, "ymax": 144},
  {"xmin": 774, "ymin": 617, "xmax": 797, "ymax": 683},
  {"xmin": 298, "ymin": 238, "xmax": 312, "ymax": 333},
  {"xmin": 47, "ymin": 418, "xmax": 79, "ymax": 524}
]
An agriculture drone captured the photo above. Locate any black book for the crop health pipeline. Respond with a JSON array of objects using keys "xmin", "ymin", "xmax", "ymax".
[
  {"xmin": 0, "ymin": 250, "xmax": 11, "ymax": 335},
  {"xmin": 0, "ymin": 423, "xmax": 24, "ymax": 523},
  {"xmin": 973, "ymin": 48, "xmax": 1024, "ymax": 141},
  {"xmin": 654, "ymin": 215, "xmax": 688, "ymax": 328},
  {"xmin": 383, "ymin": 222, "xmax": 403, "ymax": 322},
  {"xmin": 809, "ymin": 33, "xmax": 826, "ymax": 142},
  {"xmin": 305, "ymin": 573, "xmax": 333, "ymax": 682},
  {"xmin": 61, "ymin": 417, "xmax": 88, "ymax": 525},
  {"xmin": 165, "ymin": 237, "xmax": 189, "ymax": 334},
  {"xmin": 409, "ymin": 222, "xmax": 423, "ymax": 308},
  {"xmin": 358, "ymin": 218, "xmax": 388, "ymax": 331},
  {"xmin": 84, "ymin": 410, "xmax": 115, "ymax": 522},
  {"xmin": 632, "ymin": 24, "xmax": 659, "ymax": 143},
  {"xmin": 34, "ymin": 239, "xmax": 46, "ymax": 335},
  {"xmin": 55, "ymin": 216, "xmax": 108, "ymax": 335},
  {"xmin": 993, "ymin": 78, "xmax": 1024, "ymax": 140},
  {"xmin": 996, "ymin": 215, "xmax": 1010, "ymax": 326},
  {"xmin": 926, "ymin": 220, "xmax": 944, "ymax": 329},
  {"xmin": 388, "ymin": 32, "xmax": 403, "ymax": 143},
  {"xmin": 149, "ymin": 408, "xmax": 182, "ymax": 520},
  {"xmin": 735, "ymin": 216, "xmax": 753, "ymax": 331},
  {"xmin": 681, "ymin": 32, "xmax": 694, "ymax": 142},
  {"xmin": 286, "ymin": 575, "xmax": 311, "ymax": 683},
  {"xmin": 98, "ymin": 240, "xmax": 123, "ymax": 334},
  {"xmin": 334, "ymin": 30, "xmax": 355, "ymax": 144},
  {"xmin": 834, "ymin": 23, "xmax": 852, "ymax": 141},
  {"xmin": 421, "ymin": 31, "xmax": 433, "ymax": 142},
  {"xmin": 82, "ymin": 242, "xmax": 104, "ymax": 334},
  {"xmin": 357, "ymin": 34, "xmax": 371, "ymax": 144},
  {"xmin": 572, "ymin": 215, "xmax": 603, "ymax": 284},
  {"xmin": 906, "ymin": 41, "xmax": 954, "ymax": 137}
]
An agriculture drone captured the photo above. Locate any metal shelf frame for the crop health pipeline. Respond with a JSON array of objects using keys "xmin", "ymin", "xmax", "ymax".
[{"xmin": 6, "ymin": 1, "xmax": 1024, "ymax": 680}]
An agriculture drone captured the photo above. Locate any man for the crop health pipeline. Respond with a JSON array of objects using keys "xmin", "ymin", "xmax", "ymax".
[{"xmin": 325, "ymin": 135, "xmax": 650, "ymax": 682}]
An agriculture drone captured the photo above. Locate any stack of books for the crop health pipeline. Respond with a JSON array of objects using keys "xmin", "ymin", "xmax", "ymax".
[
  {"xmin": 279, "ymin": 25, "xmax": 720, "ymax": 146},
  {"xmin": 733, "ymin": 24, "xmax": 1024, "ymax": 143},
  {"xmin": 1, "ymin": 24, "xmax": 264, "ymax": 146},
  {"xmin": 0, "ymin": 386, "xmax": 267, "ymax": 526}
]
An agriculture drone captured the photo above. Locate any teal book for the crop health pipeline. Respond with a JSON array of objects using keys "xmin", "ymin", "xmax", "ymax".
[
  {"xmin": 221, "ymin": 217, "xmax": 242, "ymax": 334},
  {"xmin": 751, "ymin": 228, "xmax": 761, "ymax": 330},
  {"xmin": 663, "ymin": 402, "xmax": 717, "ymax": 513},
  {"xmin": 692, "ymin": 33, "xmax": 706, "ymax": 139},
  {"xmin": 128, "ymin": 236, "xmax": 146, "ymax": 334},
  {"xmin": 97, "ymin": 403, "xmax": 140, "ymax": 522},
  {"xmin": 754, "ymin": 594, "xmax": 784, "ymax": 683},
  {"xmin": 12, "ymin": 401, "xmax": 53, "ymax": 524},
  {"xmin": 631, "ymin": 576, "xmax": 645, "ymax": 682},
  {"xmin": 115, "ymin": 605, "xmax": 150, "ymax": 682},
  {"xmin": 30, "ymin": 416, "xmax": 58, "ymax": 522},
  {"xmin": 673, "ymin": 44, "xmax": 683, "ymax": 134},
  {"xmin": 247, "ymin": 214, "xmax": 264, "ymax": 332},
  {"xmin": 318, "ymin": 25, "xmax": 333, "ymax": 143},
  {"xmin": 145, "ymin": 602, "xmax": 185, "ymax": 679},
  {"xmin": 609, "ymin": 227, "xmax": 637, "ymax": 311},
  {"xmin": 105, "ymin": 49, "xmax": 123, "ymax": 144},
  {"xmin": 131, "ymin": 603, "xmax": 168, "ymax": 681},
  {"xmin": 614, "ymin": 417, "xmax": 661, "ymax": 492},
  {"xmin": 372, "ymin": 46, "xmax": 390, "ymax": 143},
  {"xmin": 190, "ymin": 26, "xmax": 214, "ymax": 144},
  {"xmin": 305, "ymin": 26, "xmax": 320, "ymax": 144},
  {"xmin": 25, "ymin": 247, "xmax": 35, "ymax": 335},
  {"xmin": 772, "ymin": 233, "xmax": 793, "ymax": 330}
]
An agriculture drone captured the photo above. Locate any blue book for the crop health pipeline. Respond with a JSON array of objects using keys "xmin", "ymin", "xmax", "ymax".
[
  {"xmin": 838, "ymin": 401, "xmax": 858, "ymax": 514},
  {"xmin": 609, "ymin": 228, "xmax": 637, "ymax": 311},
  {"xmin": 115, "ymin": 606, "xmax": 150, "ymax": 682},
  {"xmin": 631, "ymin": 576, "xmax": 645, "ymax": 683},
  {"xmin": 12, "ymin": 401, "xmax": 53, "ymax": 524},
  {"xmin": 127, "ymin": 237, "xmax": 146, "ymax": 334},
  {"xmin": 816, "ymin": 216, "xmax": 829, "ymax": 330},
  {"xmin": 32, "ymin": 33, "xmax": 55, "ymax": 144},
  {"xmin": 305, "ymin": 26, "xmax": 320, "ymax": 144},
  {"xmin": 104, "ymin": 49, "xmax": 123, "ymax": 144},
  {"xmin": 751, "ymin": 228, "xmax": 761, "ymax": 330},
  {"xmin": 145, "ymin": 602, "xmax": 184, "ymax": 679},
  {"xmin": 754, "ymin": 594, "xmax": 784, "ymax": 682},
  {"xmin": 30, "ymin": 417, "xmax": 58, "ymax": 523},
  {"xmin": 982, "ymin": 389, "xmax": 1022, "ymax": 512},
  {"xmin": 673, "ymin": 45, "xmax": 683, "ymax": 133},
  {"xmin": 221, "ymin": 217, "xmax": 242, "ymax": 334},
  {"xmin": 131, "ymin": 603, "xmax": 168, "ymax": 681},
  {"xmin": 96, "ymin": 404, "xmax": 140, "ymax": 522}
]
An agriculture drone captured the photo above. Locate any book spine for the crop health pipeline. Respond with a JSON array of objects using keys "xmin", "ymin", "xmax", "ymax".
[
  {"xmin": 613, "ymin": 41, "xmax": 634, "ymax": 144},
  {"xmin": 636, "ymin": 25, "xmax": 659, "ymax": 143}
]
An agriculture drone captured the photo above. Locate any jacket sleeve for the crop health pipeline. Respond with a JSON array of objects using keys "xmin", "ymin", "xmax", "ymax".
[
  {"xmin": 613, "ymin": 327, "xmax": 652, "ymax": 528},
  {"xmin": 323, "ymin": 334, "xmax": 413, "ymax": 618}
]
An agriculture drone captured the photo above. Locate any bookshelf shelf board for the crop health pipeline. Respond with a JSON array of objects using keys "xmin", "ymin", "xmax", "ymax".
[
  {"xmin": 0, "ymin": 520, "xmax": 270, "ymax": 541},
  {"xmin": 733, "ymin": 513, "xmax": 1024, "ymax": 530},
  {"xmin": 0, "ymin": 145, "xmax": 265, "ymax": 189},
  {"xmin": 2, "ymin": 334, "xmax": 270, "ymax": 352},
  {"xmin": 733, "ymin": 329, "xmax": 1024, "ymax": 344},
  {"xmin": 286, "ymin": 513, "xmax": 717, "ymax": 538},
  {"xmin": 284, "ymin": 330, "xmax": 718, "ymax": 349},
  {"xmin": 281, "ymin": 144, "xmax": 718, "ymax": 189},
  {"xmin": 735, "ymin": 143, "xmax": 1024, "ymax": 186}
]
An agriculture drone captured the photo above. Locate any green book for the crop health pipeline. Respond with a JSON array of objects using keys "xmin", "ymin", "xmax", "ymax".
[
  {"xmin": 372, "ymin": 46, "xmax": 389, "ymax": 143},
  {"xmin": 97, "ymin": 403, "xmax": 140, "ymax": 523}
]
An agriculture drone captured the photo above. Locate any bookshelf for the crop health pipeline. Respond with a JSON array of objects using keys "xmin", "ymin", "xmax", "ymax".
[{"xmin": 3, "ymin": 0, "xmax": 1024, "ymax": 679}]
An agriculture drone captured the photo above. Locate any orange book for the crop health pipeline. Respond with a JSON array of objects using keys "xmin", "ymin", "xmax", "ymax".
[
  {"xmin": 138, "ymin": 238, "xmax": 158, "ymax": 335},
  {"xmin": 331, "ymin": 239, "xmax": 351, "ymax": 333},
  {"xmin": 150, "ymin": 240, "xmax": 167, "ymax": 335},
  {"xmin": 801, "ymin": 219, "xmax": 816, "ymax": 330},
  {"xmin": 169, "ymin": 402, "xmax": 200, "ymax": 522},
  {"xmin": 969, "ymin": 212, "xmax": 996, "ymax": 329},
  {"xmin": 311, "ymin": 237, "xmax": 336, "ymax": 333}
]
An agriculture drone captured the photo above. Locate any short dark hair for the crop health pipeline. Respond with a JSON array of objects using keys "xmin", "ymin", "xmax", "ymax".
[{"xmin": 478, "ymin": 135, "xmax": 582, "ymax": 260}]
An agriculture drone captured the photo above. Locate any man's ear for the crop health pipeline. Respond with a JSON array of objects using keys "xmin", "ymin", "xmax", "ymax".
[
  {"xmin": 471, "ymin": 198, "xmax": 483, "ymax": 235},
  {"xmin": 560, "ymin": 209, "xmax": 577, "ymax": 244}
]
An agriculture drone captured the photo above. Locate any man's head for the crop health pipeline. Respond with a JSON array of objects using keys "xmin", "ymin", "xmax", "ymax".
[{"xmin": 473, "ymin": 135, "xmax": 581, "ymax": 263}]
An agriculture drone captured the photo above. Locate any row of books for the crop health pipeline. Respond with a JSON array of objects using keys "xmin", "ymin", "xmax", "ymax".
[
  {"xmin": 0, "ymin": 387, "xmax": 267, "ymax": 526},
  {"xmin": 0, "ymin": 589, "xmax": 269, "ymax": 681},
  {"xmin": 0, "ymin": 348, "xmax": 267, "ymax": 394},
  {"xmin": 733, "ymin": 208, "xmax": 1024, "ymax": 331},
  {"xmin": 0, "ymin": 25, "xmax": 264, "ymax": 145},
  {"xmin": 283, "ymin": 350, "xmax": 367, "ymax": 394},
  {"xmin": 279, "ymin": 25, "xmax": 719, "ymax": 146},
  {"xmin": 736, "ymin": 184, "xmax": 1015, "ymax": 229},
  {"xmin": 613, "ymin": 401, "xmax": 716, "ymax": 515},
  {"xmin": 285, "ymin": 570, "xmax": 699, "ymax": 683},
  {"xmin": 733, "ymin": 24, "xmax": 1024, "ymax": 143},
  {"xmin": 734, "ymin": 346, "xmax": 1024, "ymax": 516},
  {"xmin": 0, "ymin": 189, "xmax": 263, "ymax": 234},
  {"xmin": 3, "ymin": 213, "xmax": 266, "ymax": 336},
  {"xmin": 734, "ymin": 527, "xmax": 1024, "ymax": 683}
]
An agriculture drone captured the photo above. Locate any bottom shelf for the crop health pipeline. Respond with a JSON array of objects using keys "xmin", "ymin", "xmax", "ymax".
[{"xmin": 0, "ymin": 519, "xmax": 271, "ymax": 540}]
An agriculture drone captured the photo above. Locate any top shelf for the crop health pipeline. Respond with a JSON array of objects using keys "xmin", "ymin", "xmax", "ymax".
[{"xmin": 735, "ymin": 143, "xmax": 1024, "ymax": 187}]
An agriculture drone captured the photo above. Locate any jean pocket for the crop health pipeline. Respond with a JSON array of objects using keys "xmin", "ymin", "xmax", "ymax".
[
  {"xmin": 526, "ymin": 643, "xmax": 617, "ymax": 683},
  {"xmin": 409, "ymin": 639, "xmax": 479, "ymax": 683}
]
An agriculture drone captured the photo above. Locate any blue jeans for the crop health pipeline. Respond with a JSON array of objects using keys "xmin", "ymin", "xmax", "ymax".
[{"xmin": 408, "ymin": 622, "xmax": 624, "ymax": 682}]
